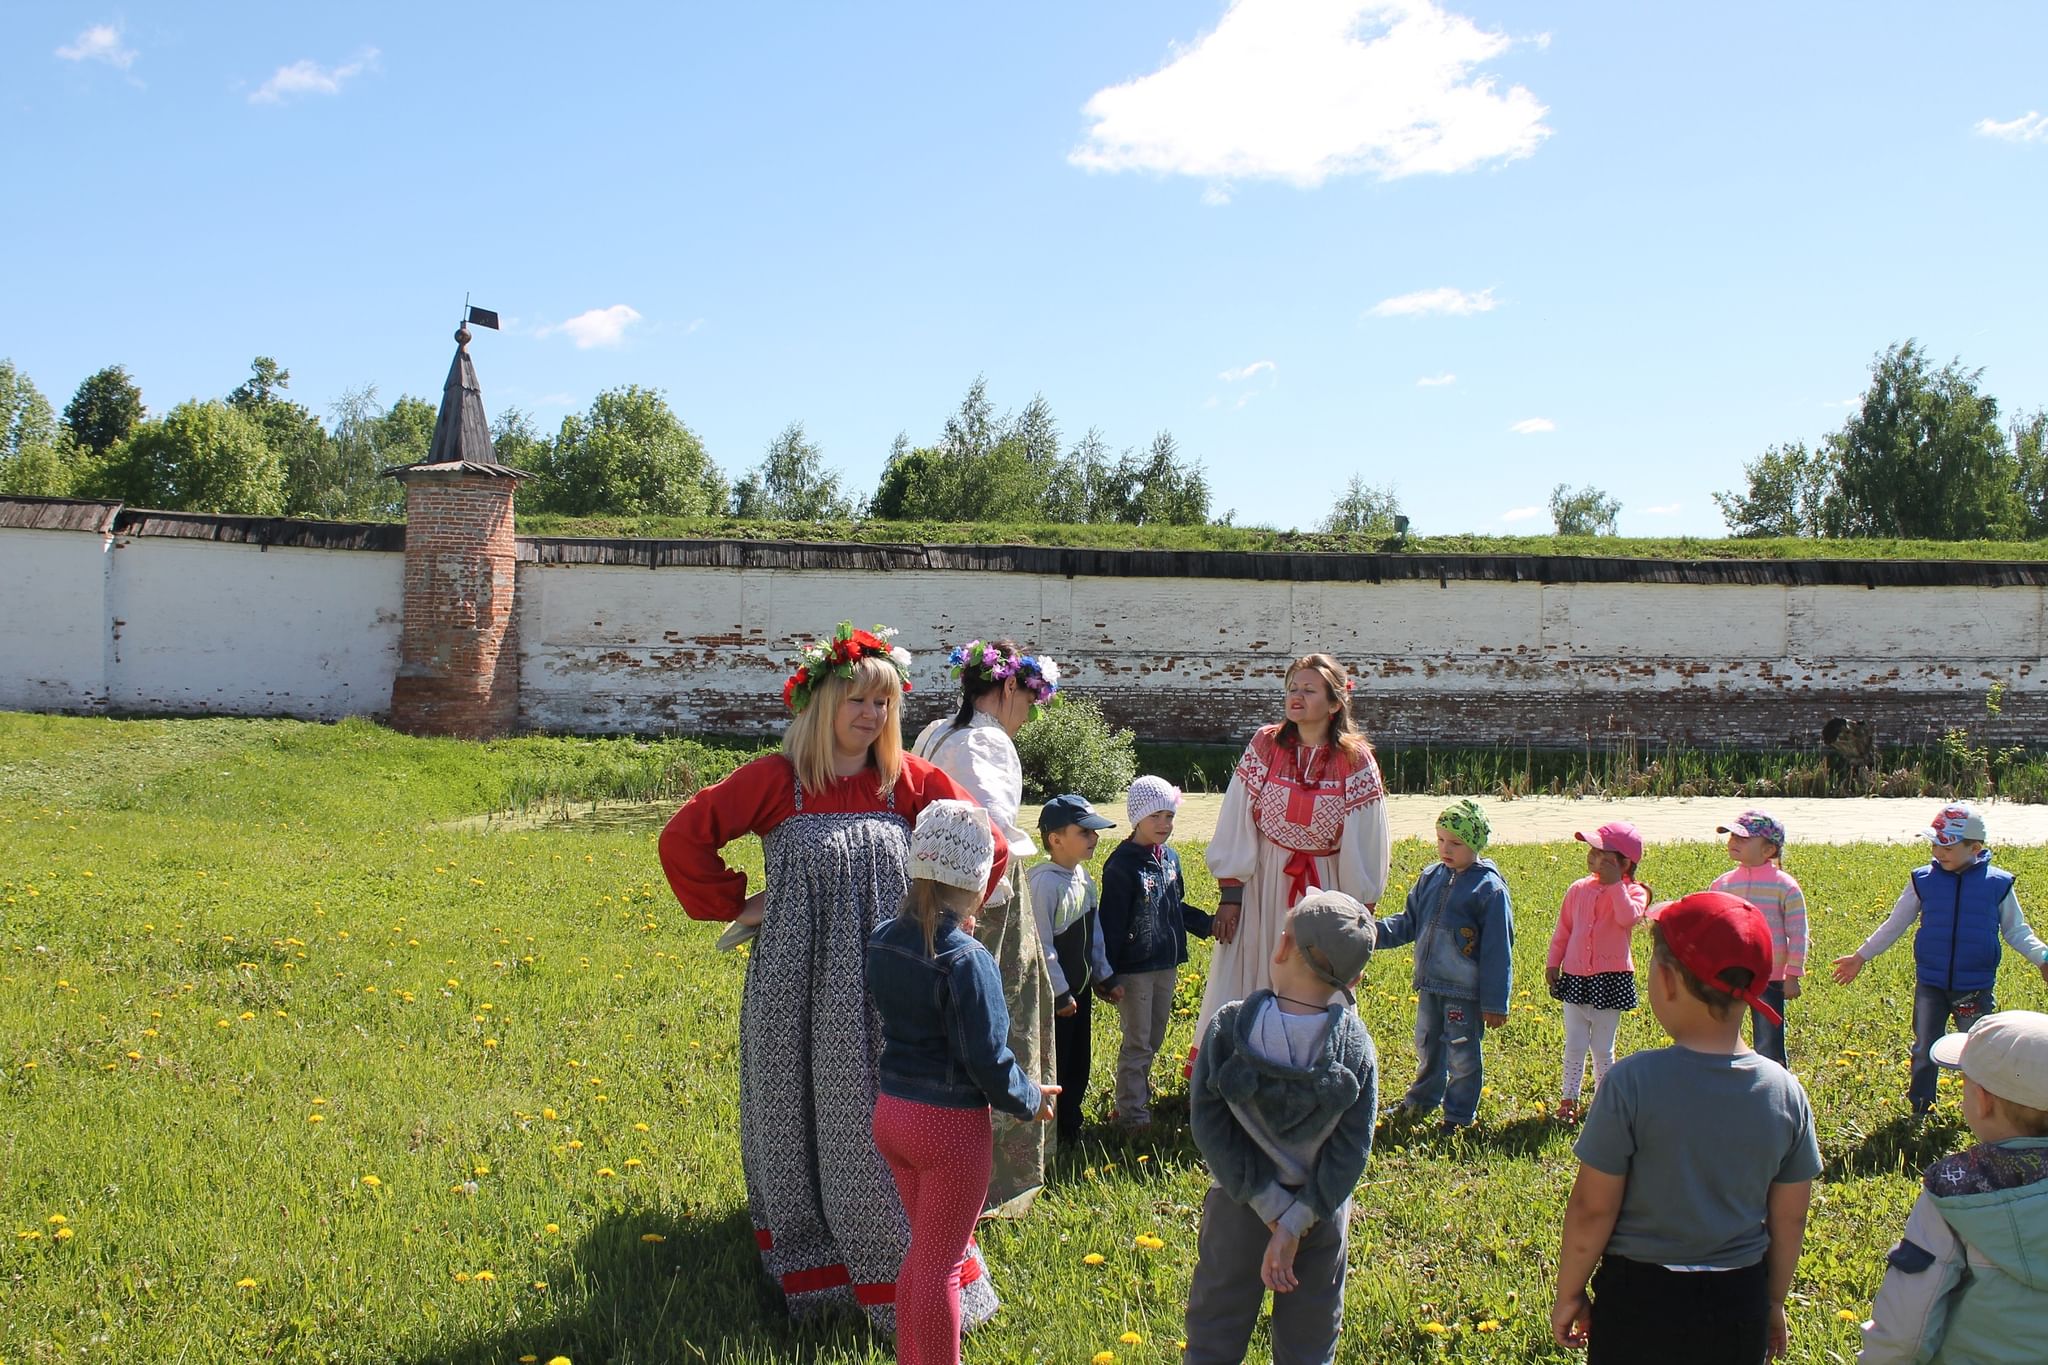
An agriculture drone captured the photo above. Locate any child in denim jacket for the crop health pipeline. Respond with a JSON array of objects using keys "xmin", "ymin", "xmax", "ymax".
[
  {"xmin": 868, "ymin": 801, "xmax": 1057, "ymax": 1365},
  {"xmin": 1099, "ymin": 776, "xmax": 1213, "ymax": 1127},
  {"xmin": 1184, "ymin": 891, "xmax": 1379, "ymax": 1365},
  {"xmin": 1374, "ymin": 799, "xmax": 1513, "ymax": 1134}
]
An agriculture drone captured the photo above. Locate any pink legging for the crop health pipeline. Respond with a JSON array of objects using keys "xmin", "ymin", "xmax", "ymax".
[{"xmin": 872, "ymin": 1093, "xmax": 993, "ymax": 1365}]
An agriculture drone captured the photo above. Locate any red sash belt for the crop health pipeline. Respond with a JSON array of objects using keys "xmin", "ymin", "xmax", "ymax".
[{"xmin": 1279, "ymin": 846, "xmax": 1340, "ymax": 907}]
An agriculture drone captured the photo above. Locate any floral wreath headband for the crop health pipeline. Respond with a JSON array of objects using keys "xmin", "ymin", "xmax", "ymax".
[
  {"xmin": 947, "ymin": 640, "xmax": 1062, "ymax": 717},
  {"xmin": 783, "ymin": 622, "xmax": 913, "ymax": 714}
]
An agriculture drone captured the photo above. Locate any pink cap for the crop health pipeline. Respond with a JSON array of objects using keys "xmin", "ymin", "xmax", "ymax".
[{"xmin": 1575, "ymin": 821, "xmax": 1644, "ymax": 867}]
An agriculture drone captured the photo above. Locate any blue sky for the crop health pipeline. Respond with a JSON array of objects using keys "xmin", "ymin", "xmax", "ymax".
[{"xmin": 6, "ymin": 2, "xmax": 2045, "ymax": 534}]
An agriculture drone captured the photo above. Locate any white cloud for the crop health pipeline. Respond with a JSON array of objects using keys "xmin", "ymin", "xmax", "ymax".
[
  {"xmin": 1369, "ymin": 286, "xmax": 1497, "ymax": 318},
  {"xmin": 1821, "ymin": 396, "xmax": 1860, "ymax": 409},
  {"xmin": 1975, "ymin": 111, "xmax": 2048, "ymax": 143},
  {"xmin": 538, "ymin": 305, "xmax": 643, "ymax": 349},
  {"xmin": 1068, "ymin": 0, "xmax": 1550, "ymax": 192},
  {"xmin": 1509, "ymin": 417, "xmax": 1554, "ymax": 434},
  {"xmin": 56, "ymin": 23, "xmax": 136, "ymax": 69},
  {"xmin": 1643, "ymin": 503, "xmax": 1681, "ymax": 516},
  {"xmin": 1415, "ymin": 372, "xmax": 1456, "ymax": 387},
  {"xmin": 1500, "ymin": 505, "xmax": 1542, "ymax": 523},
  {"xmin": 250, "ymin": 49, "xmax": 380, "ymax": 104},
  {"xmin": 1218, "ymin": 360, "xmax": 1277, "ymax": 382}
]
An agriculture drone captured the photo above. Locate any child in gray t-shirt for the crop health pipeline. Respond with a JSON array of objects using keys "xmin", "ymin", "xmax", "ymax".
[{"xmin": 1551, "ymin": 892, "xmax": 1822, "ymax": 1365}]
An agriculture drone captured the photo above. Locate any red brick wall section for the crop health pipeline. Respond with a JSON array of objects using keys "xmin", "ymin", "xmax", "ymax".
[{"xmin": 388, "ymin": 477, "xmax": 520, "ymax": 739}]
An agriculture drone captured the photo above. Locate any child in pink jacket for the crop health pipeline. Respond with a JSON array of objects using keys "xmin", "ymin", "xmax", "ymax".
[{"xmin": 1546, "ymin": 822, "xmax": 1651, "ymax": 1123}]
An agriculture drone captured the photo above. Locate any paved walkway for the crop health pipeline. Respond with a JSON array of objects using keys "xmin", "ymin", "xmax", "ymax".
[{"xmin": 1027, "ymin": 794, "xmax": 2048, "ymax": 847}]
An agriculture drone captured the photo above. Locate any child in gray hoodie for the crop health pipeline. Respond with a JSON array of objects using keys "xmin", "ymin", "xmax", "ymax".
[
  {"xmin": 1859, "ymin": 1010, "xmax": 2048, "ymax": 1363},
  {"xmin": 1184, "ymin": 891, "xmax": 1378, "ymax": 1365}
]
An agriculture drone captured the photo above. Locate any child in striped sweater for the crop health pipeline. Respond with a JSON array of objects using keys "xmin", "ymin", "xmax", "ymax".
[{"xmin": 1709, "ymin": 810, "xmax": 1807, "ymax": 1067}]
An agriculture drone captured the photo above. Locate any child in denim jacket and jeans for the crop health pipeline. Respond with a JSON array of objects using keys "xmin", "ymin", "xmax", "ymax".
[
  {"xmin": 1185, "ymin": 891, "xmax": 1379, "ymax": 1365},
  {"xmin": 868, "ymin": 801, "xmax": 1057, "ymax": 1365},
  {"xmin": 1832, "ymin": 802, "xmax": 2048, "ymax": 1119},
  {"xmin": 1099, "ymin": 776, "xmax": 1213, "ymax": 1127},
  {"xmin": 1374, "ymin": 799, "xmax": 1513, "ymax": 1134}
]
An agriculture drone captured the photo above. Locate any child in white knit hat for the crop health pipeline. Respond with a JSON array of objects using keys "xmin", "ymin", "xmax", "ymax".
[
  {"xmin": 1099, "ymin": 775, "xmax": 1214, "ymax": 1128},
  {"xmin": 868, "ymin": 800, "xmax": 1057, "ymax": 1365}
]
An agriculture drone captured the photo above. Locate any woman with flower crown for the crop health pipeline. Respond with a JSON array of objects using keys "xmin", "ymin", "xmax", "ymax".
[
  {"xmin": 910, "ymin": 638, "xmax": 1062, "ymax": 1217},
  {"xmin": 1192, "ymin": 652, "xmax": 1391, "ymax": 1057},
  {"xmin": 658, "ymin": 623, "xmax": 1009, "ymax": 1334}
]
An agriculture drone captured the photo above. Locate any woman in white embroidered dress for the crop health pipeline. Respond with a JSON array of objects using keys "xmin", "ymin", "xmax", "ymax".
[
  {"xmin": 1194, "ymin": 652, "xmax": 1392, "ymax": 1051},
  {"xmin": 910, "ymin": 638, "xmax": 1062, "ymax": 1217}
]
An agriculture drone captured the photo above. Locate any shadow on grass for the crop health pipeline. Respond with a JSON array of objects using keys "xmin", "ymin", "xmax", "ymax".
[
  {"xmin": 1822, "ymin": 1111, "xmax": 1963, "ymax": 1183},
  {"xmin": 1370, "ymin": 1110, "xmax": 1566, "ymax": 1158},
  {"xmin": 399, "ymin": 1205, "xmax": 889, "ymax": 1365}
]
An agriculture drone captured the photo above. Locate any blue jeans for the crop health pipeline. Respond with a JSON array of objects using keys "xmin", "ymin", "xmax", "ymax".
[
  {"xmin": 1910, "ymin": 983, "xmax": 1996, "ymax": 1112},
  {"xmin": 1404, "ymin": 991, "xmax": 1486, "ymax": 1126},
  {"xmin": 1749, "ymin": 981, "xmax": 1788, "ymax": 1066}
]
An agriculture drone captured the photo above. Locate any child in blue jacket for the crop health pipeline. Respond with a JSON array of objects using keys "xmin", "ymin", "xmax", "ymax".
[
  {"xmin": 1833, "ymin": 802, "xmax": 2048, "ymax": 1119},
  {"xmin": 1374, "ymin": 799, "xmax": 1514, "ymax": 1133},
  {"xmin": 1099, "ymin": 776, "xmax": 1213, "ymax": 1128}
]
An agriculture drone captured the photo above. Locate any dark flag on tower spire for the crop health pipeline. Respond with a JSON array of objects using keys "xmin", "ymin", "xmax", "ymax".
[{"xmin": 466, "ymin": 305, "xmax": 500, "ymax": 330}]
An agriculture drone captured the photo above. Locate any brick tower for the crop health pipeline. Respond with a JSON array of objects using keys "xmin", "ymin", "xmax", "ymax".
[{"xmin": 384, "ymin": 325, "xmax": 530, "ymax": 738}]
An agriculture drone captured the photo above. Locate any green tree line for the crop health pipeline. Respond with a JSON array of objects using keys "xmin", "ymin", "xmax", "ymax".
[
  {"xmin": 1717, "ymin": 340, "xmax": 2048, "ymax": 540},
  {"xmin": 0, "ymin": 361, "xmax": 1221, "ymax": 527}
]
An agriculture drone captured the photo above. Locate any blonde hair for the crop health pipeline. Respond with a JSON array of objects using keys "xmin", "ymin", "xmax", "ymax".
[
  {"xmin": 899, "ymin": 877, "xmax": 978, "ymax": 954},
  {"xmin": 781, "ymin": 654, "xmax": 905, "ymax": 797},
  {"xmin": 1278, "ymin": 652, "xmax": 1373, "ymax": 762}
]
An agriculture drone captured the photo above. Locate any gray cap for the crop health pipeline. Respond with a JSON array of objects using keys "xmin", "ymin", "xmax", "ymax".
[{"xmin": 1289, "ymin": 889, "xmax": 1375, "ymax": 999}]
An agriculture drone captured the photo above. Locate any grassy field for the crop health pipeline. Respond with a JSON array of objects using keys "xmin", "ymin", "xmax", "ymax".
[
  {"xmin": 5, "ymin": 716, "xmax": 2048, "ymax": 1363},
  {"xmin": 514, "ymin": 513, "xmax": 2048, "ymax": 562}
]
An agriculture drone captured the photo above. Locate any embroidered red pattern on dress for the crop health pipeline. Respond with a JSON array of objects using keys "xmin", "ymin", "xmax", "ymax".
[{"xmin": 1235, "ymin": 726, "xmax": 1385, "ymax": 851}]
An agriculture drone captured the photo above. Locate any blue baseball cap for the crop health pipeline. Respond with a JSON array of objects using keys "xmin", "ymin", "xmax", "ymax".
[{"xmin": 1038, "ymin": 793, "xmax": 1116, "ymax": 834}]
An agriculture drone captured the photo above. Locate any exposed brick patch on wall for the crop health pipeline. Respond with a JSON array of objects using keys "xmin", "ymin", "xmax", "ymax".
[{"xmin": 388, "ymin": 477, "xmax": 519, "ymax": 739}]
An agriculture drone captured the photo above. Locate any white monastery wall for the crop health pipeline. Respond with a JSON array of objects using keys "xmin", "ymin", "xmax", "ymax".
[{"xmin": 0, "ymin": 526, "xmax": 113, "ymax": 713}]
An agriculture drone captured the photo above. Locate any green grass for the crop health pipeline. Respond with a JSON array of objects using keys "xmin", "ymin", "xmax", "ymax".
[
  {"xmin": 514, "ymin": 513, "xmax": 2048, "ymax": 561},
  {"xmin": 5, "ymin": 715, "xmax": 2047, "ymax": 1362}
]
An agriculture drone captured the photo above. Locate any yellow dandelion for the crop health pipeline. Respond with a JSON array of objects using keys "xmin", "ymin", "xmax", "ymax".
[
  {"xmin": 1119, "ymin": 1330, "xmax": 1143, "ymax": 1344},
  {"xmin": 633, "ymin": 1122, "xmax": 650, "ymax": 1132},
  {"xmin": 1082, "ymin": 1252, "xmax": 1105, "ymax": 1265},
  {"xmin": 624, "ymin": 1158, "xmax": 643, "ymax": 1168},
  {"xmin": 544, "ymin": 1223, "xmax": 560, "ymax": 1235},
  {"xmin": 566, "ymin": 1139, "xmax": 583, "ymax": 1151},
  {"xmin": 473, "ymin": 1270, "xmax": 496, "ymax": 1283},
  {"xmin": 1837, "ymin": 1310, "xmax": 1859, "ymax": 1322},
  {"xmin": 547, "ymin": 1357, "xmax": 572, "ymax": 1365},
  {"xmin": 46, "ymin": 1214, "xmax": 67, "ymax": 1225},
  {"xmin": 311, "ymin": 1097, "xmax": 325, "ymax": 1106},
  {"xmin": 236, "ymin": 1277, "xmax": 258, "ymax": 1289},
  {"xmin": 307, "ymin": 1113, "xmax": 325, "ymax": 1123},
  {"xmin": 1421, "ymin": 1322, "xmax": 1452, "ymax": 1335},
  {"xmin": 484, "ymin": 1038, "xmax": 499, "ymax": 1049},
  {"xmin": 474, "ymin": 1163, "xmax": 490, "ymax": 1176},
  {"xmin": 1092, "ymin": 1353, "xmax": 1115, "ymax": 1365},
  {"xmin": 126, "ymin": 1050, "xmax": 142, "ymax": 1061},
  {"xmin": 142, "ymin": 1028, "xmax": 158, "ymax": 1037},
  {"xmin": 239, "ymin": 1011, "xmax": 255, "ymax": 1020},
  {"xmin": 640, "ymin": 1233, "xmax": 666, "ymax": 1243},
  {"xmin": 17, "ymin": 1230, "xmax": 43, "ymax": 1241},
  {"xmin": 216, "ymin": 1019, "xmax": 231, "ymax": 1028},
  {"xmin": 360, "ymin": 1174, "xmax": 382, "ymax": 1188},
  {"xmin": 1477, "ymin": 1319, "xmax": 1501, "ymax": 1332},
  {"xmin": 542, "ymin": 1107, "xmax": 558, "ymax": 1121},
  {"xmin": 54, "ymin": 1226, "xmax": 74, "ymax": 1241},
  {"xmin": 520, "ymin": 1357, "xmax": 538, "ymax": 1364},
  {"xmin": 452, "ymin": 1271, "xmax": 471, "ymax": 1283}
]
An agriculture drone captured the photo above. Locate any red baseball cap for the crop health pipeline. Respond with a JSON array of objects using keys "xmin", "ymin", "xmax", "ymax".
[
  {"xmin": 1575, "ymin": 821, "xmax": 1644, "ymax": 867},
  {"xmin": 1651, "ymin": 891, "xmax": 1781, "ymax": 1026}
]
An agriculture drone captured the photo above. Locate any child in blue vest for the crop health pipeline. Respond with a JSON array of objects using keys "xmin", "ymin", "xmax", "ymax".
[
  {"xmin": 1833, "ymin": 802, "xmax": 2048, "ymax": 1118},
  {"xmin": 1373, "ymin": 799, "xmax": 1514, "ymax": 1134}
]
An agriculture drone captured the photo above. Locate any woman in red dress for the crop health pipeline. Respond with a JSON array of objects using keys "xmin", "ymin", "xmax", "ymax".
[{"xmin": 658, "ymin": 623, "xmax": 1007, "ymax": 1335}]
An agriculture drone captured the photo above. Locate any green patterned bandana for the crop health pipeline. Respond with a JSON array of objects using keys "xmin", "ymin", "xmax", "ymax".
[{"xmin": 1437, "ymin": 799, "xmax": 1491, "ymax": 852}]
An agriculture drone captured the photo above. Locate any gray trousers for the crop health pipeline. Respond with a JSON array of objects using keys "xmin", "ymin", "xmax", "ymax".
[
  {"xmin": 1114, "ymin": 967, "xmax": 1176, "ymax": 1122},
  {"xmin": 1184, "ymin": 1185, "xmax": 1350, "ymax": 1365}
]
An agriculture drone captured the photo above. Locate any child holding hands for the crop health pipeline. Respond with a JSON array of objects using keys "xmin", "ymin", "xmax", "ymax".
[
  {"xmin": 1374, "ymin": 799, "xmax": 1514, "ymax": 1133},
  {"xmin": 1551, "ymin": 892, "xmax": 1820, "ymax": 1364},
  {"xmin": 1833, "ymin": 802, "xmax": 2048, "ymax": 1119},
  {"xmin": 1710, "ymin": 810, "xmax": 1808, "ymax": 1066},
  {"xmin": 1185, "ymin": 891, "xmax": 1379, "ymax": 1365},
  {"xmin": 867, "ymin": 801, "xmax": 1057, "ymax": 1365},
  {"xmin": 1026, "ymin": 793, "xmax": 1122, "ymax": 1144},
  {"xmin": 1858, "ymin": 1010, "xmax": 2048, "ymax": 1363},
  {"xmin": 1548, "ymin": 822, "xmax": 1652, "ymax": 1123}
]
